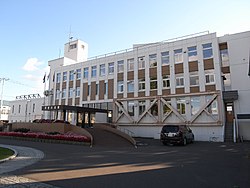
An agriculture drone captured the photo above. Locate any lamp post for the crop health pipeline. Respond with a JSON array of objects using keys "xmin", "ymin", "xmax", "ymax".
[{"xmin": 0, "ymin": 78, "xmax": 9, "ymax": 121}]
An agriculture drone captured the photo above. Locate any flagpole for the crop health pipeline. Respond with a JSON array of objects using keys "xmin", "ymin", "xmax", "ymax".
[{"xmin": 43, "ymin": 73, "xmax": 46, "ymax": 119}]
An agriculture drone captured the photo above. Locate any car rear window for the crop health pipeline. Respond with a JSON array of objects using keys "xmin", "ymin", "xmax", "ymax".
[{"xmin": 162, "ymin": 126, "xmax": 179, "ymax": 133}]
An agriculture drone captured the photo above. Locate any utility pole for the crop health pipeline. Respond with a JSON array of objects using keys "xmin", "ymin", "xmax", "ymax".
[{"xmin": 0, "ymin": 78, "xmax": 9, "ymax": 120}]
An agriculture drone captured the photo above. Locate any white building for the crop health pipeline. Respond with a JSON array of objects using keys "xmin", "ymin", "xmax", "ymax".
[
  {"xmin": 8, "ymin": 94, "xmax": 45, "ymax": 123},
  {"xmin": 0, "ymin": 100, "xmax": 10, "ymax": 123},
  {"xmin": 9, "ymin": 31, "xmax": 250, "ymax": 142}
]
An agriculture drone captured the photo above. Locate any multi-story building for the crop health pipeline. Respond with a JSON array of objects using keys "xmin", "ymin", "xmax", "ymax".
[
  {"xmin": 0, "ymin": 100, "xmax": 10, "ymax": 123},
  {"xmin": 41, "ymin": 31, "xmax": 250, "ymax": 142}
]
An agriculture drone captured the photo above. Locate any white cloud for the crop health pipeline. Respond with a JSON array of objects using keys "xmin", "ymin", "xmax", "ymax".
[{"xmin": 22, "ymin": 58, "xmax": 44, "ymax": 71}]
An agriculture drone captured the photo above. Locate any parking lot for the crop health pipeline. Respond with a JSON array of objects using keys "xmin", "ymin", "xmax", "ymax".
[{"xmin": 0, "ymin": 137, "xmax": 249, "ymax": 188}]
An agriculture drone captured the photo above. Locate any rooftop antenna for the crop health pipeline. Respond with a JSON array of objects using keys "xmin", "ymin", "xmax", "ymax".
[{"xmin": 68, "ymin": 25, "xmax": 73, "ymax": 52}]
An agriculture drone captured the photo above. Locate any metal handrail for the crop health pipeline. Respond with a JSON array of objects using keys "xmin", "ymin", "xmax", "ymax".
[{"xmin": 116, "ymin": 126, "xmax": 135, "ymax": 137}]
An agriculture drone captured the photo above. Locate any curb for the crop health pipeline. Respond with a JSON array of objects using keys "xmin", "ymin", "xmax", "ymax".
[{"xmin": 0, "ymin": 145, "xmax": 18, "ymax": 163}]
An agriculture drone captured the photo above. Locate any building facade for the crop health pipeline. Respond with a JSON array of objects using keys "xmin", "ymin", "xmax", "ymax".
[{"xmin": 39, "ymin": 31, "xmax": 250, "ymax": 141}]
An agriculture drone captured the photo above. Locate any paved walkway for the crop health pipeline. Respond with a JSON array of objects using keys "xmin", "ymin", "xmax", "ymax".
[{"xmin": 0, "ymin": 144, "xmax": 59, "ymax": 188}]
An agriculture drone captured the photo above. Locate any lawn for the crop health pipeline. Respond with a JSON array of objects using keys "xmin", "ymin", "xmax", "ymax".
[{"xmin": 0, "ymin": 147, "xmax": 14, "ymax": 160}]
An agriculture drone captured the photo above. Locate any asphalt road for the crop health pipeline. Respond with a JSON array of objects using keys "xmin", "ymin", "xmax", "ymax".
[{"xmin": 0, "ymin": 138, "xmax": 249, "ymax": 188}]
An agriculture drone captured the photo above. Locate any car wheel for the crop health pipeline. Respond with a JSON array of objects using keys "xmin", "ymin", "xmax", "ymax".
[{"xmin": 182, "ymin": 138, "xmax": 187, "ymax": 146}]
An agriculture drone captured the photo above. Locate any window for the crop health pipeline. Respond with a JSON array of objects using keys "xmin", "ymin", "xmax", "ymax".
[
  {"xmin": 127, "ymin": 58, "xmax": 134, "ymax": 71},
  {"xmin": 69, "ymin": 70, "xmax": 74, "ymax": 81},
  {"xmin": 138, "ymin": 56, "xmax": 145, "ymax": 69},
  {"xmin": 220, "ymin": 49, "xmax": 229, "ymax": 67},
  {"xmin": 161, "ymin": 51, "xmax": 170, "ymax": 65},
  {"xmin": 188, "ymin": 46, "xmax": 197, "ymax": 61},
  {"xmin": 202, "ymin": 43, "xmax": 213, "ymax": 59},
  {"xmin": 69, "ymin": 43, "xmax": 77, "ymax": 49},
  {"xmin": 223, "ymin": 73, "xmax": 231, "ymax": 89},
  {"xmin": 163, "ymin": 99, "xmax": 171, "ymax": 114},
  {"xmin": 117, "ymin": 60, "xmax": 124, "ymax": 72},
  {"xmin": 83, "ymin": 67, "xmax": 88, "ymax": 79},
  {"xmin": 177, "ymin": 98, "xmax": 186, "ymax": 115},
  {"xmin": 127, "ymin": 80, "xmax": 134, "ymax": 92},
  {"xmin": 191, "ymin": 96, "xmax": 200, "ymax": 115},
  {"xmin": 139, "ymin": 100, "xmax": 145, "ymax": 115},
  {"xmin": 205, "ymin": 70, "xmax": 215, "ymax": 84},
  {"xmin": 100, "ymin": 64, "xmax": 105, "ymax": 76},
  {"xmin": 117, "ymin": 81, "xmax": 124, "ymax": 93},
  {"xmin": 128, "ymin": 101, "xmax": 135, "ymax": 116},
  {"xmin": 151, "ymin": 100, "xmax": 158, "ymax": 116},
  {"xmin": 104, "ymin": 82, "xmax": 108, "ymax": 95},
  {"xmin": 138, "ymin": 78, "xmax": 145, "ymax": 91},
  {"xmin": 76, "ymin": 87, "xmax": 80, "ymax": 97},
  {"xmin": 206, "ymin": 96, "xmax": 218, "ymax": 115},
  {"xmin": 91, "ymin": 66, "xmax": 97, "ymax": 77},
  {"xmin": 108, "ymin": 62, "xmax": 114, "ymax": 74},
  {"xmin": 76, "ymin": 69, "xmax": 81, "ymax": 79},
  {"xmin": 62, "ymin": 89, "xmax": 66, "ymax": 99},
  {"xmin": 68, "ymin": 88, "xmax": 73, "ymax": 98},
  {"xmin": 12, "ymin": 105, "xmax": 14, "ymax": 113},
  {"xmin": 150, "ymin": 77, "xmax": 157, "ymax": 90},
  {"xmin": 190, "ymin": 73, "xmax": 199, "ymax": 86},
  {"xmin": 87, "ymin": 85, "xmax": 91, "ymax": 96},
  {"xmin": 18, "ymin": 105, "xmax": 21, "ymax": 113},
  {"xmin": 63, "ymin": 72, "xmax": 67, "ymax": 82},
  {"xmin": 149, "ymin": 54, "xmax": 157, "ymax": 67},
  {"xmin": 56, "ymin": 89, "xmax": 60, "ymax": 99},
  {"xmin": 56, "ymin": 73, "xmax": 61, "ymax": 83},
  {"xmin": 96, "ymin": 83, "xmax": 99, "ymax": 95},
  {"xmin": 176, "ymin": 75, "xmax": 184, "ymax": 87},
  {"xmin": 174, "ymin": 49, "xmax": 183, "ymax": 63},
  {"xmin": 162, "ymin": 75, "xmax": 170, "ymax": 88}
]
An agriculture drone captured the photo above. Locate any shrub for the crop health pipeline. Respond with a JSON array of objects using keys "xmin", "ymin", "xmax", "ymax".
[{"xmin": 14, "ymin": 128, "xmax": 30, "ymax": 133}]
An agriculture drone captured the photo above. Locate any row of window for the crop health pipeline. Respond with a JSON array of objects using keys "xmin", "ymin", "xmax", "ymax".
[
  {"xmin": 12, "ymin": 103, "xmax": 36, "ymax": 114},
  {"xmin": 123, "ymin": 95, "xmax": 218, "ymax": 117},
  {"xmin": 56, "ymin": 43, "xmax": 213, "ymax": 83}
]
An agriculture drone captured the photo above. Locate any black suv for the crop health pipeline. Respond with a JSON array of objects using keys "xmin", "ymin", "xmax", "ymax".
[{"xmin": 160, "ymin": 125, "xmax": 194, "ymax": 146}]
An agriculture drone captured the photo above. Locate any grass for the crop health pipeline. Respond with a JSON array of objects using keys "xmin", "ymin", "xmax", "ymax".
[{"xmin": 0, "ymin": 147, "xmax": 15, "ymax": 160}]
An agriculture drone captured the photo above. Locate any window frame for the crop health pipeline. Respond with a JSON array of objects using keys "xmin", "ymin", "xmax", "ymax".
[
  {"xmin": 69, "ymin": 70, "xmax": 74, "ymax": 81},
  {"xmin": 99, "ymin": 64, "xmax": 105, "ymax": 76},
  {"xmin": 108, "ymin": 62, "xmax": 114, "ymax": 74},
  {"xmin": 138, "ymin": 78, "xmax": 145, "ymax": 91},
  {"xmin": 138, "ymin": 56, "xmax": 145, "ymax": 69},
  {"xmin": 162, "ymin": 75, "xmax": 170, "ymax": 89},
  {"xmin": 202, "ymin": 43, "xmax": 213, "ymax": 59},
  {"xmin": 188, "ymin": 46, "xmax": 198, "ymax": 62},
  {"xmin": 149, "ymin": 54, "xmax": 157, "ymax": 68},
  {"xmin": 176, "ymin": 75, "xmax": 184, "ymax": 88},
  {"xmin": 91, "ymin": 65, "xmax": 97, "ymax": 77},
  {"xmin": 189, "ymin": 72, "xmax": 199, "ymax": 86},
  {"xmin": 83, "ymin": 67, "xmax": 89, "ymax": 79},
  {"xmin": 76, "ymin": 69, "xmax": 81, "ymax": 80},
  {"xmin": 117, "ymin": 60, "xmax": 124, "ymax": 73},
  {"xmin": 63, "ymin": 72, "xmax": 67, "ymax": 82},
  {"xmin": 127, "ymin": 80, "xmax": 134, "ymax": 93},
  {"xmin": 127, "ymin": 58, "xmax": 134, "ymax": 71},
  {"xmin": 161, "ymin": 51, "xmax": 170, "ymax": 65},
  {"xmin": 150, "ymin": 77, "xmax": 158, "ymax": 90},
  {"xmin": 174, "ymin": 49, "xmax": 183, "ymax": 64},
  {"xmin": 117, "ymin": 81, "xmax": 124, "ymax": 93}
]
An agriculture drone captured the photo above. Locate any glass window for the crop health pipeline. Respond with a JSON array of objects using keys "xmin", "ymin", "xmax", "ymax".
[
  {"xmin": 220, "ymin": 49, "xmax": 229, "ymax": 67},
  {"xmin": 117, "ymin": 60, "xmax": 124, "ymax": 72},
  {"xmin": 202, "ymin": 43, "xmax": 213, "ymax": 59},
  {"xmin": 117, "ymin": 81, "xmax": 124, "ymax": 93},
  {"xmin": 83, "ymin": 67, "xmax": 88, "ymax": 79},
  {"xmin": 108, "ymin": 62, "xmax": 114, "ymax": 74},
  {"xmin": 163, "ymin": 99, "xmax": 171, "ymax": 114},
  {"xmin": 96, "ymin": 83, "xmax": 99, "ymax": 95},
  {"xmin": 18, "ymin": 105, "xmax": 21, "ymax": 113},
  {"xmin": 177, "ymin": 98, "xmax": 186, "ymax": 115},
  {"xmin": 223, "ymin": 73, "xmax": 231, "ymax": 89},
  {"xmin": 76, "ymin": 69, "xmax": 81, "ymax": 79},
  {"xmin": 161, "ymin": 51, "xmax": 170, "ymax": 65},
  {"xmin": 174, "ymin": 49, "xmax": 183, "ymax": 63},
  {"xmin": 176, "ymin": 76, "xmax": 184, "ymax": 87},
  {"xmin": 104, "ymin": 82, "xmax": 108, "ymax": 95},
  {"xmin": 138, "ymin": 56, "xmax": 145, "ymax": 69},
  {"xmin": 139, "ymin": 100, "xmax": 145, "ymax": 115},
  {"xmin": 56, "ymin": 73, "xmax": 61, "ymax": 83},
  {"xmin": 100, "ymin": 64, "xmax": 105, "ymax": 76},
  {"xmin": 91, "ymin": 66, "xmax": 97, "ymax": 77},
  {"xmin": 206, "ymin": 96, "xmax": 218, "ymax": 115},
  {"xmin": 138, "ymin": 78, "xmax": 145, "ymax": 91},
  {"xmin": 56, "ymin": 89, "xmax": 60, "ymax": 99},
  {"xmin": 32, "ymin": 103, "xmax": 35, "ymax": 113},
  {"xmin": 76, "ymin": 87, "xmax": 80, "ymax": 97},
  {"xmin": 205, "ymin": 70, "xmax": 215, "ymax": 84},
  {"xmin": 162, "ymin": 75, "xmax": 170, "ymax": 88},
  {"xmin": 149, "ymin": 54, "xmax": 157, "ymax": 67},
  {"xmin": 127, "ymin": 80, "xmax": 134, "ymax": 92},
  {"xmin": 188, "ymin": 46, "xmax": 197, "ymax": 62},
  {"xmin": 63, "ymin": 72, "xmax": 67, "ymax": 82},
  {"xmin": 128, "ymin": 101, "xmax": 135, "ymax": 116},
  {"xmin": 128, "ymin": 58, "xmax": 134, "ymax": 71},
  {"xmin": 150, "ymin": 77, "xmax": 157, "ymax": 90},
  {"xmin": 69, "ymin": 70, "xmax": 74, "ymax": 81},
  {"xmin": 62, "ymin": 89, "xmax": 66, "ymax": 99},
  {"xmin": 151, "ymin": 100, "xmax": 158, "ymax": 116},
  {"xmin": 191, "ymin": 96, "xmax": 200, "ymax": 115},
  {"xmin": 87, "ymin": 85, "xmax": 91, "ymax": 96},
  {"xmin": 190, "ymin": 73, "xmax": 199, "ymax": 86},
  {"xmin": 69, "ymin": 88, "xmax": 73, "ymax": 98}
]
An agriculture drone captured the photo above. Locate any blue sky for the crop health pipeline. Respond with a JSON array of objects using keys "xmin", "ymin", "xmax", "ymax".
[{"xmin": 1, "ymin": 0, "xmax": 250, "ymax": 101}]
